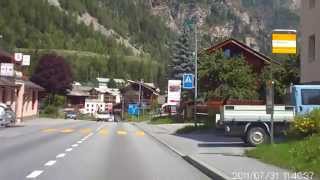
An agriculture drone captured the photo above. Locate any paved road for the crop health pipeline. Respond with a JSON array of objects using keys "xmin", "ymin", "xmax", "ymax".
[{"xmin": 0, "ymin": 119, "xmax": 211, "ymax": 180}]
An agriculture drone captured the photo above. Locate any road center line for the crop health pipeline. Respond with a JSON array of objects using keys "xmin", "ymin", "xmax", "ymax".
[
  {"xmin": 77, "ymin": 141, "xmax": 83, "ymax": 144},
  {"xmin": 72, "ymin": 144, "xmax": 79, "ymax": 147},
  {"xmin": 65, "ymin": 148, "xmax": 73, "ymax": 152},
  {"xmin": 44, "ymin": 160, "xmax": 56, "ymax": 166},
  {"xmin": 56, "ymin": 153, "xmax": 66, "ymax": 158},
  {"xmin": 26, "ymin": 170, "xmax": 43, "ymax": 179},
  {"xmin": 96, "ymin": 124, "xmax": 105, "ymax": 132}
]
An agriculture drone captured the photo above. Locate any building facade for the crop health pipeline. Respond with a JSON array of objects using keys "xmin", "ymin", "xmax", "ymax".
[
  {"xmin": 204, "ymin": 38, "xmax": 278, "ymax": 74},
  {"xmin": 0, "ymin": 50, "xmax": 43, "ymax": 122},
  {"xmin": 300, "ymin": 0, "xmax": 320, "ymax": 83}
]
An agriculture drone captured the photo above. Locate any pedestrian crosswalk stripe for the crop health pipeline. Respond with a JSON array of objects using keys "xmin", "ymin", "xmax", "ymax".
[
  {"xmin": 80, "ymin": 128, "xmax": 92, "ymax": 134},
  {"xmin": 40, "ymin": 128, "xmax": 146, "ymax": 137},
  {"xmin": 60, "ymin": 128, "xmax": 74, "ymax": 133},
  {"xmin": 41, "ymin": 128, "xmax": 57, "ymax": 133},
  {"xmin": 99, "ymin": 128, "xmax": 108, "ymax": 136},
  {"xmin": 135, "ymin": 131, "xmax": 145, "ymax": 136},
  {"xmin": 117, "ymin": 130, "xmax": 127, "ymax": 135}
]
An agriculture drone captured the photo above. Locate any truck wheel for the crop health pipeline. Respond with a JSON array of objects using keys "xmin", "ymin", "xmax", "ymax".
[{"xmin": 246, "ymin": 127, "xmax": 269, "ymax": 146}]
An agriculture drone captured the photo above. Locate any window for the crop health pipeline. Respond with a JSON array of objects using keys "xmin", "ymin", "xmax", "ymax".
[
  {"xmin": 302, "ymin": 89, "xmax": 320, "ymax": 105},
  {"xmin": 2, "ymin": 88, "xmax": 6, "ymax": 103},
  {"xmin": 224, "ymin": 49, "xmax": 231, "ymax": 58},
  {"xmin": 308, "ymin": 34, "xmax": 316, "ymax": 61},
  {"xmin": 309, "ymin": 0, "xmax": 316, "ymax": 9}
]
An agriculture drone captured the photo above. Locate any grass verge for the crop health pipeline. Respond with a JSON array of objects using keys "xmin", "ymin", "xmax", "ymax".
[
  {"xmin": 175, "ymin": 124, "xmax": 213, "ymax": 134},
  {"xmin": 149, "ymin": 116, "xmax": 175, "ymax": 124},
  {"xmin": 246, "ymin": 134, "xmax": 320, "ymax": 177}
]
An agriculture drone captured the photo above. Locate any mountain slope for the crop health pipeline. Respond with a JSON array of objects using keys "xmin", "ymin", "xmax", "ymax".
[{"xmin": 148, "ymin": 0, "xmax": 300, "ymax": 54}]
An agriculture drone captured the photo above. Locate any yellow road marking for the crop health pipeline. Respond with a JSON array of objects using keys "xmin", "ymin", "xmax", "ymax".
[
  {"xmin": 41, "ymin": 128, "xmax": 57, "ymax": 133},
  {"xmin": 135, "ymin": 131, "xmax": 145, "ymax": 137},
  {"xmin": 99, "ymin": 128, "xmax": 108, "ymax": 136},
  {"xmin": 117, "ymin": 130, "xmax": 127, "ymax": 135},
  {"xmin": 60, "ymin": 128, "xmax": 74, "ymax": 133},
  {"xmin": 80, "ymin": 128, "xmax": 92, "ymax": 134}
]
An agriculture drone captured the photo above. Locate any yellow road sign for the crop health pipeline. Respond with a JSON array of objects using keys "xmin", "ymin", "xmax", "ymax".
[{"xmin": 272, "ymin": 29, "xmax": 297, "ymax": 54}]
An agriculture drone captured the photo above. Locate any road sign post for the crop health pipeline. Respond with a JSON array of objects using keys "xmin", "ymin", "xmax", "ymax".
[
  {"xmin": 183, "ymin": 74, "xmax": 194, "ymax": 89},
  {"xmin": 266, "ymin": 80, "xmax": 275, "ymax": 144}
]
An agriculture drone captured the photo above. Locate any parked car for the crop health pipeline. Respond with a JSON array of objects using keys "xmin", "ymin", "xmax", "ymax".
[
  {"xmin": 0, "ymin": 103, "xmax": 16, "ymax": 127},
  {"xmin": 95, "ymin": 111, "xmax": 114, "ymax": 122},
  {"xmin": 65, "ymin": 111, "xmax": 77, "ymax": 120}
]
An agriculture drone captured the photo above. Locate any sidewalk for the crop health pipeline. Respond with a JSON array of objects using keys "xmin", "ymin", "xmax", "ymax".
[{"xmin": 134, "ymin": 122, "xmax": 311, "ymax": 180}]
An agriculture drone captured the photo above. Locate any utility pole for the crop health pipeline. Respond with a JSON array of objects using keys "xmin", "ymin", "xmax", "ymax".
[{"xmin": 194, "ymin": 22, "xmax": 198, "ymax": 127}]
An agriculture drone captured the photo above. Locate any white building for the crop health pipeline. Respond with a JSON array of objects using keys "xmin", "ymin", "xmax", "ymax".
[{"xmin": 84, "ymin": 99, "xmax": 106, "ymax": 114}]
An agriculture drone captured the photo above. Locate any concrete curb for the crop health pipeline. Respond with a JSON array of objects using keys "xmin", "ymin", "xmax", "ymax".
[
  {"xmin": 184, "ymin": 155, "xmax": 230, "ymax": 180},
  {"xmin": 133, "ymin": 122, "xmax": 229, "ymax": 180}
]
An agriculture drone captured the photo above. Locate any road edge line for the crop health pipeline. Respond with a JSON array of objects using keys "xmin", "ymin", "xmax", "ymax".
[{"xmin": 132, "ymin": 122, "xmax": 229, "ymax": 180}]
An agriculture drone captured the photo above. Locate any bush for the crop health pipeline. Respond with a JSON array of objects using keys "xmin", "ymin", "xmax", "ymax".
[
  {"xmin": 288, "ymin": 109, "xmax": 320, "ymax": 138},
  {"xmin": 42, "ymin": 105, "xmax": 59, "ymax": 118},
  {"xmin": 150, "ymin": 116, "xmax": 174, "ymax": 124}
]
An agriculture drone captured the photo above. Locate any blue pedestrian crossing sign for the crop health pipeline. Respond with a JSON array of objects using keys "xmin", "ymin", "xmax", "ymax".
[
  {"xmin": 183, "ymin": 74, "xmax": 194, "ymax": 89},
  {"xmin": 128, "ymin": 104, "xmax": 139, "ymax": 116}
]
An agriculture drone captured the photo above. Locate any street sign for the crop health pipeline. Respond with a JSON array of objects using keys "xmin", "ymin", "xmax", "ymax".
[
  {"xmin": 183, "ymin": 74, "xmax": 194, "ymax": 89},
  {"xmin": 0, "ymin": 63, "xmax": 14, "ymax": 77},
  {"xmin": 14, "ymin": 53, "xmax": 23, "ymax": 62},
  {"xmin": 128, "ymin": 104, "xmax": 139, "ymax": 116},
  {"xmin": 167, "ymin": 80, "xmax": 181, "ymax": 105},
  {"xmin": 272, "ymin": 29, "xmax": 297, "ymax": 54},
  {"xmin": 22, "ymin": 55, "xmax": 31, "ymax": 66}
]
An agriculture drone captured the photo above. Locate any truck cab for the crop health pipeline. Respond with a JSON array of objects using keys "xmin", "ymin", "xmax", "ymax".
[{"xmin": 291, "ymin": 85, "xmax": 320, "ymax": 115}]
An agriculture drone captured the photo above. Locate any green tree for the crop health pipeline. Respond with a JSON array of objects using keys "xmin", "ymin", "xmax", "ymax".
[
  {"xmin": 108, "ymin": 78, "xmax": 117, "ymax": 88},
  {"xmin": 170, "ymin": 32, "xmax": 194, "ymax": 79},
  {"xmin": 260, "ymin": 55, "xmax": 300, "ymax": 103},
  {"xmin": 198, "ymin": 51, "xmax": 259, "ymax": 100}
]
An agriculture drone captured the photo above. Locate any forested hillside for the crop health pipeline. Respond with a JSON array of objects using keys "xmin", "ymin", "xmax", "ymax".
[
  {"xmin": 0, "ymin": 0, "xmax": 173, "ymax": 87},
  {"xmin": 0, "ymin": 0, "xmax": 300, "ymax": 89}
]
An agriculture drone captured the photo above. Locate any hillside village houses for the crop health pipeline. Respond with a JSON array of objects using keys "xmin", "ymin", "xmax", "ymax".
[
  {"xmin": 0, "ymin": 50, "xmax": 44, "ymax": 123},
  {"xmin": 66, "ymin": 78, "xmax": 160, "ymax": 115},
  {"xmin": 66, "ymin": 78, "xmax": 124, "ymax": 115}
]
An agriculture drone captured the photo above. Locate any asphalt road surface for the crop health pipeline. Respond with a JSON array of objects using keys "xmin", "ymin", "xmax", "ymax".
[{"xmin": 0, "ymin": 119, "xmax": 211, "ymax": 180}]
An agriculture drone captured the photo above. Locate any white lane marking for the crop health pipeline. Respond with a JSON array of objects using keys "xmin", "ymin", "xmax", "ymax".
[
  {"xmin": 65, "ymin": 148, "xmax": 73, "ymax": 152},
  {"xmin": 71, "ymin": 144, "xmax": 79, "ymax": 147},
  {"xmin": 44, "ymin": 160, "xmax": 56, "ymax": 166},
  {"xmin": 56, "ymin": 153, "xmax": 66, "ymax": 158},
  {"xmin": 96, "ymin": 124, "xmax": 105, "ymax": 132},
  {"xmin": 77, "ymin": 141, "xmax": 83, "ymax": 144},
  {"xmin": 26, "ymin": 170, "xmax": 43, "ymax": 179}
]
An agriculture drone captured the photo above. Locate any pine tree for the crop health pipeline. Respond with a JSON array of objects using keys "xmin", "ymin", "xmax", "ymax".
[{"xmin": 170, "ymin": 31, "xmax": 194, "ymax": 80}]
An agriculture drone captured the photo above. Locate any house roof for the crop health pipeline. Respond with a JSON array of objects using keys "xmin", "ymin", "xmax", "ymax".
[
  {"xmin": 126, "ymin": 80, "xmax": 160, "ymax": 96},
  {"xmin": 97, "ymin": 78, "xmax": 110, "ymax": 83},
  {"xmin": 0, "ymin": 49, "xmax": 14, "ymax": 63},
  {"xmin": 67, "ymin": 84, "xmax": 92, "ymax": 97},
  {"xmin": 0, "ymin": 77, "xmax": 17, "ymax": 87},
  {"xmin": 203, "ymin": 38, "xmax": 280, "ymax": 65},
  {"xmin": 23, "ymin": 80, "xmax": 45, "ymax": 91}
]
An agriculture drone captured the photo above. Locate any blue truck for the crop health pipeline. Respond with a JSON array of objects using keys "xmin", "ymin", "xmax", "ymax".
[
  {"xmin": 216, "ymin": 85, "xmax": 320, "ymax": 146},
  {"xmin": 291, "ymin": 85, "xmax": 320, "ymax": 114}
]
